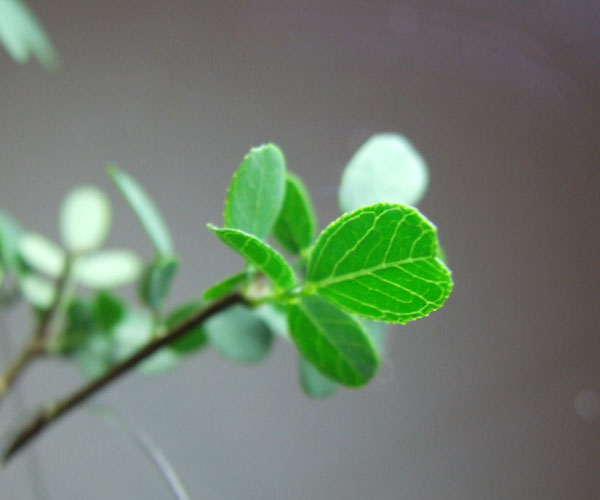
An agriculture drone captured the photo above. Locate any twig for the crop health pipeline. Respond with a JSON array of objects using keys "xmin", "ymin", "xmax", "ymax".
[{"xmin": 1, "ymin": 291, "xmax": 244, "ymax": 464}]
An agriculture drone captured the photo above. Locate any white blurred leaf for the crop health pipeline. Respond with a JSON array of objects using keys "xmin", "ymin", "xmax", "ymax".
[
  {"xmin": 76, "ymin": 250, "xmax": 142, "ymax": 288},
  {"xmin": 19, "ymin": 273, "xmax": 54, "ymax": 308},
  {"xmin": 19, "ymin": 232, "xmax": 65, "ymax": 277}
]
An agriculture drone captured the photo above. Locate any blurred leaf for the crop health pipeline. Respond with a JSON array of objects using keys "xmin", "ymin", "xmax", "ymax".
[
  {"xmin": 273, "ymin": 172, "xmax": 317, "ymax": 254},
  {"xmin": 287, "ymin": 295, "xmax": 378, "ymax": 387},
  {"xmin": 298, "ymin": 355, "xmax": 337, "ymax": 399},
  {"xmin": 0, "ymin": 209, "xmax": 23, "ymax": 273},
  {"xmin": 205, "ymin": 305, "xmax": 273, "ymax": 364},
  {"xmin": 360, "ymin": 319, "xmax": 387, "ymax": 355},
  {"xmin": 19, "ymin": 273, "xmax": 54, "ymax": 308},
  {"xmin": 18, "ymin": 232, "xmax": 65, "ymax": 277},
  {"xmin": 209, "ymin": 226, "xmax": 296, "ymax": 290},
  {"xmin": 202, "ymin": 271, "xmax": 246, "ymax": 301},
  {"xmin": 165, "ymin": 301, "xmax": 207, "ymax": 354},
  {"xmin": 93, "ymin": 291, "xmax": 125, "ymax": 333},
  {"xmin": 76, "ymin": 249, "xmax": 143, "ymax": 288},
  {"xmin": 139, "ymin": 256, "xmax": 178, "ymax": 310},
  {"xmin": 0, "ymin": 0, "xmax": 59, "ymax": 70},
  {"xmin": 306, "ymin": 203, "xmax": 453, "ymax": 323},
  {"xmin": 60, "ymin": 185, "xmax": 111, "ymax": 253},
  {"xmin": 107, "ymin": 164, "xmax": 173, "ymax": 255},
  {"xmin": 60, "ymin": 298, "xmax": 96, "ymax": 353},
  {"xmin": 253, "ymin": 303, "xmax": 289, "ymax": 341},
  {"xmin": 73, "ymin": 335, "xmax": 112, "ymax": 379},
  {"xmin": 339, "ymin": 133, "xmax": 429, "ymax": 212},
  {"xmin": 223, "ymin": 144, "xmax": 286, "ymax": 239}
]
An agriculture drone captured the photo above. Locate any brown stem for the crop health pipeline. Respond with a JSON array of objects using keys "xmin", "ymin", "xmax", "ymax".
[{"xmin": 2, "ymin": 291, "xmax": 244, "ymax": 464}]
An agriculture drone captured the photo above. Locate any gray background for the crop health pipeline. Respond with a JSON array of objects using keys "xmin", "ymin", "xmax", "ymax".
[{"xmin": 1, "ymin": 1, "xmax": 599, "ymax": 499}]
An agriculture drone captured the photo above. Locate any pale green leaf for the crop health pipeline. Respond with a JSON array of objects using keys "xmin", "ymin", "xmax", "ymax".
[
  {"xmin": 140, "ymin": 256, "xmax": 178, "ymax": 310},
  {"xmin": 202, "ymin": 271, "xmax": 247, "ymax": 301},
  {"xmin": 76, "ymin": 250, "xmax": 143, "ymax": 288},
  {"xmin": 223, "ymin": 143, "xmax": 286, "ymax": 239},
  {"xmin": 0, "ymin": 209, "xmax": 23, "ymax": 273},
  {"xmin": 18, "ymin": 232, "xmax": 65, "ymax": 277},
  {"xmin": 273, "ymin": 172, "xmax": 317, "ymax": 254},
  {"xmin": 60, "ymin": 185, "xmax": 111, "ymax": 253},
  {"xmin": 107, "ymin": 164, "xmax": 173, "ymax": 255},
  {"xmin": 165, "ymin": 301, "xmax": 207, "ymax": 353},
  {"xmin": 306, "ymin": 203, "xmax": 453, "ymax": 324},
  {"xmin": 361, "ymin": 319, "xmax": 387, "ymax": 355},
  {"xmin": 253, "ymin": 303, "xmax": 290, "ymax": 341},
  {"xmin": 298, "ymin": 355, "xmax": 337, "ymax": 398},
  {"xmin": 19, "ymin": 273, "xmax": 54, "ymax": 308},
  {"xmin": 339, "ymin": 133, "xmax": 429, "ymax": 212},
  {"xmin": 209, "ymin": 226, "xmax": 296, "ymax": 290},
  {"xmin": 287, "ymin": 295, "xmax": 378, "ymax": 387},
  {"xmin": 205, "ymin": 305, "xmax": 272, "ymax": 364}
]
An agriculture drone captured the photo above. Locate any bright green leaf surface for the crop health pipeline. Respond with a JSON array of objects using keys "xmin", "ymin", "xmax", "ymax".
[
  {"xmin": 273, "ymin": 172, "xmax": 317, "ymax": 254},
  {"xmin": 165, "ymin": 301, "xmax": 207, "ymax": 353},
  {"xmin": 140, "ymin": 256, "xmax": 178, "ymax": 310},
  {"xmin": 306, "ymin": 203, "xmax": 452, "ymax": 324},
  {"xmin": 107, "ymin": 164, "xmax": 173, "ymax": 255},
  {"xmin": 93, "ymin": 291, "xmax": 125, "ymax": 333},
  {"xmin": 298, "ymin": 355, "xmax": 337, "ymax": 398},
  {"xmin": 287, "ymin": 295, "xmax": 379, "ymax": 387},
  {"xmin": 202, "ymin": 271, "xmax": 246, "ymax": 301},
  {"xmin": 205, "ymin": 305, "xmax": 273, "ymax": 364},
  {"xmin": 19, "ymin": 232, "xmax": 65, "ymax": 277},
  {"xmin": 0, "ymin": 209, "xmax": 23, "ymax": 273},
  {"xmin": 223, "ymin": 144, "xmax": 286, "ymax": 239},
  {"xmin": 209, "ymin": 226, "xmax": 296, "ymax": 289},
  {"xmin": 19, "ymin": 273, "xmax": 54, "ymax": 308},
  {"xmin": 60, "ymin": 185, "xmax": 111, "ymax": 253},
  {"xmin": 76, "ymin": 249, "xmax": 143, "ymax": 288},
  {"xmin": 339, "ymin": 133, "xmax": 429, "ymax": 212}
]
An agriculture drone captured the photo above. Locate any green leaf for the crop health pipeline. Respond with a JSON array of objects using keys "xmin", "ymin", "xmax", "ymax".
[
  {"xmin": 60, "ymin": 185, "xmax": 111, "ymax": 253},
  {"xmin": 139, "ymin": 256, "xmax": 178, "ymax": 310},
  {"xmin": 205, "ymin": 305, "xmax": 273, "ymax": 364},
  {"xmin": 287, "ymin": 295, "xmax": 378, "ymax": 387},
  {"xmin": 93, "ymin": 291, "xmax": 125, "ymax": 333},
  {"xmin": 253, "ymin": 303, "xmax": 290, "ymax": 341},
  {"xmin": 339, "ymin": 133, "xmax": 429, "ymax": 212},
  {"xmin": 0, "ymin": 209, "xmax": 23, "ymax": 273},
  {"xmin": 19, "ymin": 273, "xmax": 54, "ymax": 308},
  {"xmin": 306, "ymin": 203, "xmax": 452, "ymax": 324},
  {"xmin": 298, "ymin": 355, "xmax": 337, "ymax": 399},
  {"xmin": 76, "ymin": 250, "xmax": 143, "ymax": 288},
  {"xmin": 73, "ymin": 335, "xmax": 112, "ymax": 378},
  {"xmin": 107, "ymin": 164, "xmax": 173, "ymax": 255},
  {"xmin": 273, "ymin": 172, "xmax": 317, "ymax": 254},
  {"xmin": 60, "ymin": 298, "xmax": 96, "ymax": 353},
  {"xmin": 18, "ymin": 232, "xmax": 65, "ymax": 277},
  {"xmin": 209, "ymin": 226, "xmax": 296, "ymax": 290},
  {"xmin": 0, "ymin": 0, "xmax": 60, "ymax": 71},
  {"xmin": 223, "ymin": 143, "xmax": 286, "ymax": 239},
  {"xmin": 361, "ymin": 319, "xmax": 387, "ymax": 355},
  {"xmin": 165, "ymin": 301, "xmax": 207, "ymax": 353},
  {"xmin": 202, "ymin": 271, "xmax": 246, "ymax": 301}
]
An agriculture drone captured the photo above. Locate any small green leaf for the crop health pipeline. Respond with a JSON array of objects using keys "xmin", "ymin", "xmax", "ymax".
[
  {"xmin": 93, "ymin": 291, "xmax": 125, "ymax": 333},
  {"xmin": 60, "ymin": 299, "xmax": 96, "ymax": 353},
  {"xmin": 287, "ymin": 295, "xmax": 378, "ymax": 387},
  {"xmin": 76, "ymin": 250, "xmax": 143, "ymax": 288},
  {"xmin": 202, "ymin": 271, "xmax": 247, "ymax": 301},
  {"xmin": 298, "ymin": 355, "xmax": 337, "ymax": 399},
  {"xmin": 18, "ymin": 232, "xmax": 65, "ymax": 277},
  {"xmin": 306, "ymin": 203, "xmax": 453, "ymax": 324},
  {"xmin": 73, "ymin": 335, "xmax": 112, "ymax": 378},
  {"xmin": 107, "ymin": 164, "xmax": 173, "ymax": 255},
  {"xmin": 360, "ymin": 319, "xmax": 387, "ymax": 355},
  {"xmin": 253, "ymin": 303, "xmax": 290, "ymax": 341},
  {"xmin": 165, "ymin": 301, "xmax": 207, "ymax": 353},
  {"xmin": 139, "ymin": 257, "xmax": 178, "ymax": 310},
  {"xmin": 0, "ymin": 209, "xmax": 23, "ymax": 274},
  {"xmin": 339, "ymin": 133, "xmax": 429, "ymax": 212},
  {"xmin": 205, "ymin": 305, "xmax": 273, "ymax": 364},
  {"xmin": 273, "ymin": 172, "xmax": 317, "ymax": 254},
  {"xmin": 60, "ymin": 185, "xmax": 111, "ymax": 253},
  {"xmin": 0, "ymin": 0, "xmax": 60, "ymax": 71},
  {"xmin": 19, "ymin": 273, "xmax": 54, "ymax": 308},
  {"xmin": 223, "ymin": 144, "xmax": 286, "ymax": 239},
  {"xmin": 209, "ymin": 226, "xmax": 296, "ymax": 290}
]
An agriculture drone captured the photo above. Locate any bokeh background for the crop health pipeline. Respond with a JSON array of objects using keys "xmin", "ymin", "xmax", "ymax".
[{"xmin": 1, "ymin": 1, "xmax": 599, "ymax": 499}]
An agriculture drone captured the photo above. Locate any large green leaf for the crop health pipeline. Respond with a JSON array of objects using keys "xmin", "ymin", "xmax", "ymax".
[
  {"xmin": 165, "ymin": 301, "xmax": 207, "ymax": 354},
  {"xmin": 139, "ymin": 256, "xmax": 178, "ymax": 310},
  {"xmin": 205, "ymin": 305, "xmax": 272, "ymax": 364},
  {"xmin": 223, "ymin": 144, "xmax": 286, "ymax": 239},
  {"xmin": 339, "ymin": 133, "xmax": 429, "ymax": 212},
  {"xmin": 60, "ymin": 185, "xmax": 111, "ymax": 253},
  {"xmin": 76, "ymin": 250, "xmax": 143, "ymax": 288},
  {"xmin": 18, "ymin": 232, "xmax": 65, "ymax": 277},
  {"xmin": 306, "ymin": 203, "xmax": 452, "ymax": 324},
  {"xmin": 298, "ymin": 355, "xmax": 337, "ymax": 398},
  {"xmin": 287, "ymin": 295, "xmax": 378, "ymax": 387},
  {"xmin": 107, "ymin": 164, "xmax": 173, "ymax": 255},
  {"xmin": 209, "ymin": 226, "xmax": 296, "ymax": 290},
  {"xmin": 202, "ymin": 271, "xmax": 247, "ymax": 301},
  {"xmin": 273, "ymin": 172, "xmax": 317, "ymax": 254},
  {"xmin": 0, "ymin": 209, "xmax": 23, "ymax": 273}
]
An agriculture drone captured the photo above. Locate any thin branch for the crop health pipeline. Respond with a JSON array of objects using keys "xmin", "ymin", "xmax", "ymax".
[{"xmin": 1, "ymin": 291, "xmax": 244, "ymax": 464}]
